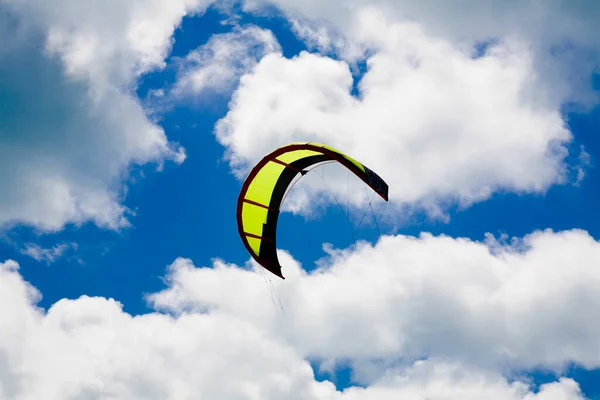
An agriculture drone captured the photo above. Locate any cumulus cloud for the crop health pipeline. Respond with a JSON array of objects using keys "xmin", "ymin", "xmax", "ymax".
[
  {"xmin": 0, "ymin": 256, "xmax": 589, "ymax": 399},
  {"xmin": 0, "ymin": 34, "xmax": 183, "ymax": 231},
  {"xmin": 245, "ymin": 0, "xmax": 600, "ymax": 107},
  {"xmin": 340, "ymin": 362, "xmax": 585, "ymax": 400},
  {"xmin": 4, "ymin": 0, "xmax": 214, "ymax": 87},
  {"xmin": 171, "ymin": 25, "xmax": 281, "ymax": 97},
  {"xmin": 0, "ymin": 261, "xmax": 331, "ymax": 399},
  {"xmin": 215, "ymin": 9, "xmax": 572, "ymax": 217},
  {"xmin": 150, "ymin": 229, "xmax": 600, "ymax": 375},
  {"xmin": 0, "ymin": 0, "xmax": 213, "ymax": 232}
]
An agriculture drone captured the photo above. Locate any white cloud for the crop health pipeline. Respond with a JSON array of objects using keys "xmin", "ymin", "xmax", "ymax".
[
  {"xmin": 4, "ymin": 0, "xmax": 213, "ymax": 88},
  {"xmin": 0, "ymin": 261, "xmax": 332, "ymax": 399},
  {"xmin": 245, "ymin": 0, "xmax": 600, "ymax": 107},
  {"xmin": 339, "ymin": 361, "xmax": 585, "ymax": 400},
  {"xmin": 0, "ymin": 38, "xmax": 184, "ymax": 231},
  {"xmin": 573, "ymin": 146, "xmax": 592, "ymax": 187},
  {"xmin": 287, "ymin": 18, "xmax": 360, "ymax": 60},
  {"xmin": 150, "ymin": 229, "xmax": 600, "ymax": 375},
  {"xmin": 0, "ymin": 0, "xmax": 212, "ymax": 232},
  {"xmin": 171, "ymin": 25, "xmax": 281, "ymax": 98},
  {"xmin": 0, "ymin": 257, "xmax": 590, "ymax": 399},
  {"xmin": 214, "ymin": 9, "xmax": 572, "ymax": 217},
  {"xmin": 20, "ymin": 242, "xmax": 76, "ymax": 264}
]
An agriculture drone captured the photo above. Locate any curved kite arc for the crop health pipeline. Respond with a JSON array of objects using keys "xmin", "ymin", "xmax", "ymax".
[{"xmin": 236, "ymin": 142, "xmax": 389, "ymax": 279}]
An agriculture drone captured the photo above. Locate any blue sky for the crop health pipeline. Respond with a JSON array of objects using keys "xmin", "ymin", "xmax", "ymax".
[{"xmin": 1, "ymin": 1, "xmax": 600, "ymax": 399}]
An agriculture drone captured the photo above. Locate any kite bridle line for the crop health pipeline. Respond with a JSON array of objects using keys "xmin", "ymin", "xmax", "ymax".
[
  {"xmin": 315, "ymin": 166, "xmax": 358, "ymax": 252},
  {"xmin": 256, "ymin": 259, "xmax": 285, "ymax": 314},
  {"xmin": 315, "ymin": 164, "xmax": 388, "ymax": 251}
]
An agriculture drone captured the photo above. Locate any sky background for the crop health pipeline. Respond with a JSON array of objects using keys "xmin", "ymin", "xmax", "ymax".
[{"xmin": 1, "ymin": 0, "xmax": 600, "ymax": 399}]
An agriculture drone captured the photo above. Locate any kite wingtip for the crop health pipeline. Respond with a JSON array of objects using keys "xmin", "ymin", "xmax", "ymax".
[{"xmin": 275, "ymin": 270, "xmax": 285, "ymax": 279}]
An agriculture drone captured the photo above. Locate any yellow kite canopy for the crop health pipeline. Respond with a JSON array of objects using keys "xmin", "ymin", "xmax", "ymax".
[{"xmin": 236, "ymin": 142, "xmax": 389, "ymax": 279}]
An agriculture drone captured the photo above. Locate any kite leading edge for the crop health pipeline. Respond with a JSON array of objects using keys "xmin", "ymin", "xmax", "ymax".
[{"xmin": 236, "ymin": 142, "xmax": 389, "ymax": 279}]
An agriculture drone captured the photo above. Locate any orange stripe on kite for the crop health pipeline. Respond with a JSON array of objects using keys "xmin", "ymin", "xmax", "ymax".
[{"xmin": 244, "ymin": 232, "xmax": 274, "ymax": 242}]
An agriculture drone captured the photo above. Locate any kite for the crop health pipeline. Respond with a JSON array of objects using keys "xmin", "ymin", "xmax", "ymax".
[{"xmin": 236, "ymin": 142, "xmax": 389, "ymax": 279}]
